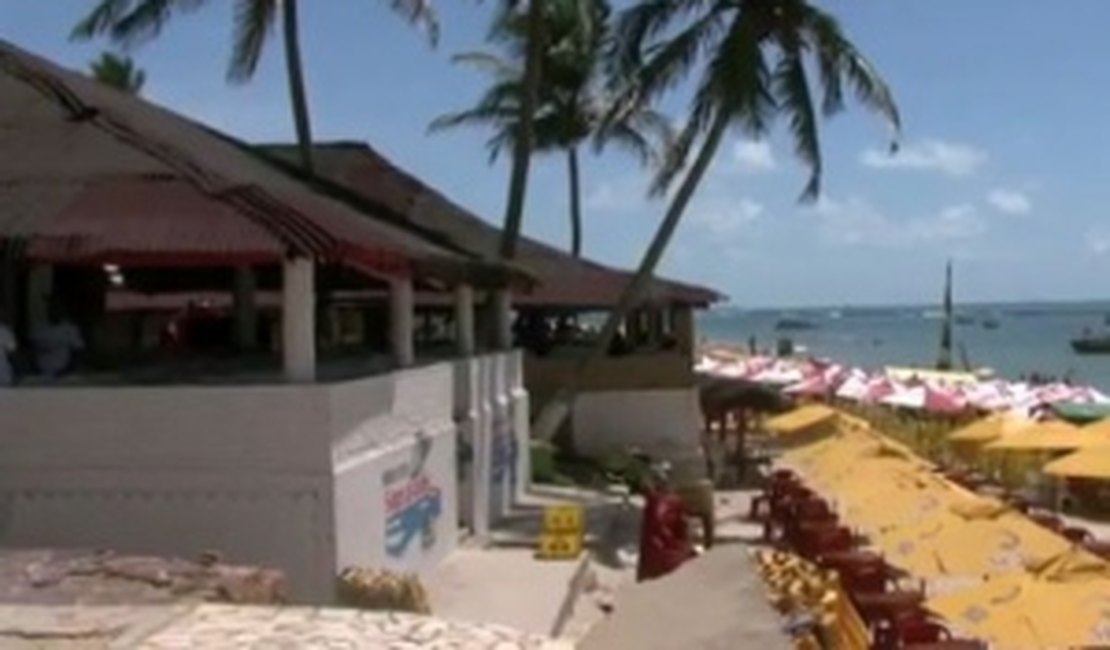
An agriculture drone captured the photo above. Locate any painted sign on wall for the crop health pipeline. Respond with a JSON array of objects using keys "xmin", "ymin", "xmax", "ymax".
[{"xmin": 383, "ymin": 431, "xmax": 443, "ymax": 559}]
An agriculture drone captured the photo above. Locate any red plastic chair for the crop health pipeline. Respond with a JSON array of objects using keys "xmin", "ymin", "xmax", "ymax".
[
  {"xmin": 1061, "ymin": 526, "xmax": 1093, "ymax": 544},
  {"xmin": 896, "ymin": 614, "xmax": 953, "ymax": 644}
]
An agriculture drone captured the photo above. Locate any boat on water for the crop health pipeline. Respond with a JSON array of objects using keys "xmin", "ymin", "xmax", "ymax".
[
  {"xmin": 954, "ymin": 314, "xmax": 975, "ymax": 326},
  {"xmin": 1071, "ymin": 334, "xmax": 1110, "ymax": 354},
  {"xmin": 981, "ymin": 317, "xmax": 1000, "ymax": 330}
]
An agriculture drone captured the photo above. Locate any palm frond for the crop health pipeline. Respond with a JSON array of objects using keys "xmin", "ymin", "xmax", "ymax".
[
  {"xmin": 71, "ymin": 0, "xmax": 133, "ymax": 41},
  {"xmin": 613, "ymin": 10, "xmax": 726, "ymax": 109},
  {"xmin": 228, "ymin": 0, "xmax": 278, "ymax": 83},
  {"xmin": 71, "ymin": 0, "xmax": 209, "ymax": 48},
  {"xmin": 387, "ymin": 0, "xmax": 439, "ymax": 46},
  {"xmin": 801, "ymin": 5, "xmax": 900, "ymax": 148},
  {"xmin": 649, "ymin": 114, "xmax": 701, "ymax": 197},
  {"xmin": 701, "ymin": 11, "xmax": 774, "ymax": 138},
  {"xmin": 773, "ymin": 38, "xmax": 822, "ymax": 202},
  {"xmin": 608, "ymin": 0, "xmax": 713, "ymax": 81}
]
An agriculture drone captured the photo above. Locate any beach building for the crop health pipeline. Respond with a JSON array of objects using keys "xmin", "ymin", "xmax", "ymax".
[
  {"xmin": 0, "ymin": 39, "xmax": 721, "ymax": 602},
  {"xmin": 0, "ymin": 39, "xmax": 536, "ymax": 602},
  {"xmin": 255, "ymin": 141, "xmax": 722, "ymax": 469}
]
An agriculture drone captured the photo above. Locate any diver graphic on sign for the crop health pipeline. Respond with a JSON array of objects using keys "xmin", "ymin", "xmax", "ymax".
[{"xmin": 384, "ymin": 431, "xmax": 442, "ymax": 558}]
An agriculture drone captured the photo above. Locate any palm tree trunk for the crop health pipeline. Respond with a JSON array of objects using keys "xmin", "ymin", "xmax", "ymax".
[
  {"xmin": 586, "ymin": 111, "xmax": 730, "ymax": 367},
  {"xmin": 567, "ymin": 146, "xmax": 582, "ymax": 257},
  {"xmin": 282, "ymin": 0, "xmax": 314, "ymax": 174},
  {"xmin": 497, "ymin": 0, "xmax": 544, "ymax": 260}
]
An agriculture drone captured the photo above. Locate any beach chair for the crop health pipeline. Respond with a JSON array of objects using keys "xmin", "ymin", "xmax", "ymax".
[{"xmin": 1027, "ymin": 510, "xmax": 1064, "ymax": 532}]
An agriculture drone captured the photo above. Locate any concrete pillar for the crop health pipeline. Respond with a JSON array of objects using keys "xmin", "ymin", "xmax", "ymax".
[
  {"xmin": 493, "ymin": 288, "xmax": 512, "ymax": 350},
  {"xmin": 27, "ymin": 263, "xmax": 53, "ymax": 332},
  {"xmin": 455, "ymin": 284, "xmax": 475, "ymax": 356},
  {"xmin": 232, "ymin": 265, "xmax": 257, "ymax": 351},
  {"xmin": 390, "ymin": 277, "xmax": 415, "ymax": 367},
  {"xmin": 282, "ymin": 257, "xmax": 315, "ymax": 383},
  {"xmin": 673, "ymin": 305, "xmax": 696, "ymax": 355}
]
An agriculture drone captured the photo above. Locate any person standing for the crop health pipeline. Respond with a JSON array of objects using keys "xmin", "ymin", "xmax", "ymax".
[
  {"xmin": 0, "ymin": 312, "xmax": 17, "ymax": 387},
  {"xmin": 634, "ymin": 459, "xmax": 697, "ymax": 582},
  {"xmin": 32, "ymin": 302, "xmax": 84, "ymax": 379}
]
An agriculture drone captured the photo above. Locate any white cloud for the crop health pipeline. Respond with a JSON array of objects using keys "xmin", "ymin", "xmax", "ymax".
[
  {"xmin": 690, "ymin": 197, "xmax": 765, "ymax": 234},
  {"xmin": 860, "ymin": 139, "xmax": 988, "ymax": 177},
  {"xmin": 732, "ymin": 140, "xmax": 777, "ymax": 173},
  {"xmin": 584, "ymin": 177, "xmax": 645, "ymax": 212},
  {"xmin": 986, "ymin": 188, "xmax": 1032, "ymax": 215},
  {"xmin": 814, "ymin": 196, "xmax": 986, "ymax": 248},
  {"xmin": 1086, "ymin": 229, "xmax": 1110, "ymax": 256}
]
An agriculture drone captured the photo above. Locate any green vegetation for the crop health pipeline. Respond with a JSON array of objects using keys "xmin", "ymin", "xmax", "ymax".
[{"xmin": 89, "ymin": 51, "xmax": 145, "ymax": 94}]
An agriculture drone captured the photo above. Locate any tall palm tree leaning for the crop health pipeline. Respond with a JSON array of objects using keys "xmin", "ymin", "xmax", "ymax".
[
  {"xmin": 431, "ymin": 0, "xmax": 673, "ymax": 258},
  {"xmin": 71, "ymin": 0, "xmax": 438, "ymax": 174},
  {"xmin": 89, "ymin": 51, "xmax": 146, "ymax": 94},
  {"xmin": 523, "ymin": 0, "xmax": 903, "ymax": 428}
]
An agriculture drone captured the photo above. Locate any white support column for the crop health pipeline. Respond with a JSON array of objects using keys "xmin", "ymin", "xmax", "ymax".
[
  {"xmin": 493, "ymin": 288, "xmax": 513, "ymax": 351},
  {"xmin": 390, "ymin": 277, "xmax": 415, "ymax": 367},
  {"xmin": 455, "ymin": 284, "xmax": 475, "ymax": 356},
  {"xmin": 233, "ymin": 265, "xmax": 257, "ymax": 351},
  {"xmin": 27, "ymin": 263, "xmax": 53, "ymax": 333},
  {"xmin": 282, "ymin": 257, "xmax": 316, "ymax": 383}
]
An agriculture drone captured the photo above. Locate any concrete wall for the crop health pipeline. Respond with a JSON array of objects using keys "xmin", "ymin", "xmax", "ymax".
[
  {"xmin": 0, "ymin": 351, "xmax": 529, "ymax": 603},
  {"xmin": 572, "ymin": 388, "xmax": 707, "ymax": 482},
  {"xmin": 0, "ymin": 383, "xmax": 337, "ymax": 602}
]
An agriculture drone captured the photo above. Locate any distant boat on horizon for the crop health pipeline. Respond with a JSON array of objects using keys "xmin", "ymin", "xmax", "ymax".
[{"xmin": 774, "ymin": 318, "xmax": 817, "ymax": 331}]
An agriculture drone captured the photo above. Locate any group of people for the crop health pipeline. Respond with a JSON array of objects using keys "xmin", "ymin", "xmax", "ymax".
[{"xmin": 0, "ymin": 302, "xmax": 85, "ymax": 387}]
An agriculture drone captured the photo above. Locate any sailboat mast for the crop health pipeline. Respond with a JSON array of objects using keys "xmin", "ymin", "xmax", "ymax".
[{"xmin": 937, "ymin": 260, "xmax": 953, "ymax": 370}]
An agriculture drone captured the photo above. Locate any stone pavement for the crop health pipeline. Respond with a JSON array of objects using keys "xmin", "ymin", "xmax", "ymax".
[{"xmin": 0, "ymin": 604, "xmax": 573, "ymax": 649}]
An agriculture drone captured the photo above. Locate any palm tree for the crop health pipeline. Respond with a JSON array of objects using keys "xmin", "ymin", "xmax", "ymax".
[
  {"xmin": 586, "ymin": 0, "xmax": 900, "ymax": 361},
  {"xmin": 71, "ymin": 0, "xmax": 438, "ymax": 173},
  {"xmin": 432, "ymin": 0, "xmax": 672, "ymax": 257},
  {"xmin": 498, "ymin": 0, "xmax": 544, "ymax": 260},
  {"xmin": 89, "ymin": 51, "xmax": 146, "ymax": 94}
]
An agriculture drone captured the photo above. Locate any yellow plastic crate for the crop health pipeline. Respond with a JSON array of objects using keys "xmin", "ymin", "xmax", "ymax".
[
  {"xmin": 542, "ymin": 505, "xmax": 584, "ymax": 535},
  {"xmin": 536, "ymin": 532, "xmax": 582, "ymax": 560}
]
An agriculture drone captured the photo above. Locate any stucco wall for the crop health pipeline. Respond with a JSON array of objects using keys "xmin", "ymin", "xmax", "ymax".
[
  {"xmin": 0, "ymin": 352, "xmax": 528, "ymax": 603},
  {"xmin": 0, "ymin": 384, "xmax": 337, "ymax": 601}
]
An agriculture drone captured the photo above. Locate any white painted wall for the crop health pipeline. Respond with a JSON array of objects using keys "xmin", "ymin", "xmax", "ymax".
[
  {"xmin": 329, "ymin": 364, "xmax": 458, "ymax": 576},
  {"xmin": 572, "ymin": 388, "xmax": 707, "ymax": 482},
  {"xmin": 0, "ymin": 351, "xmax": 529, "ymax": 603},
  {"xmin": 0, "ymin": 383, "xmax": 337, "ymax": 601}
]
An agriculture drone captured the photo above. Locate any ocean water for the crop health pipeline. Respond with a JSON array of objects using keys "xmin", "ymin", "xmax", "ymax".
[{"xmin": 698, "ymin": 302, "xmax": 1110, "ymax": 391}]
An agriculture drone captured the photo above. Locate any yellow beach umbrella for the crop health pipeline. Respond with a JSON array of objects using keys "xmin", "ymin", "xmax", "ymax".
[
  {"xmin": 984, "ymin": 420, "xmax": 1110, "ymax": 453},
  {"xmin": 1043, "ymin": 447, "xmax": 1110, "ymax": 479},
  {"xmin": 874, "ymin": 508, "xmax": 1069, "ymax": 579},
  {"xmin": 765, "ymin": 404, "xmax": 838, "ymax": 438},
  {"xmin": 927, "ymin": 548, "xmax": 1110, "ymax": 649},
  {"xmin": 948, "ymin": 413, "xmax": 1034, "ymax": 445}
]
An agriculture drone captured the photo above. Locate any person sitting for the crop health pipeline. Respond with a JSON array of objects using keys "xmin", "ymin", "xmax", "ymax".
[
  {"xmin": 31, "ymin": 302, "xmax": 84, "ymax": 379},
  {"xmin": 633, "ymin": 458, "xmax": 697, "ymax": 582}
]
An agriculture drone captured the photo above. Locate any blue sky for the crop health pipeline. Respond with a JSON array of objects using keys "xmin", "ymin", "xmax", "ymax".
[{"xmin": 3, "ymin": 1, "xmax": 1110, "ymax": 308}]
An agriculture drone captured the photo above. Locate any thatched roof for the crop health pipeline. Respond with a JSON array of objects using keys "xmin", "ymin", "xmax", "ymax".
[
  {"xmin": 0, "ymin": 40, "xmax": 517, "ymax": 288},
  {"xmin": 258, "ymin": 142, "xmax": 724, "ymax": 310}
]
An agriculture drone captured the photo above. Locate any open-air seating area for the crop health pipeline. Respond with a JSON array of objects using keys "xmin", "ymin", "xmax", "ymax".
[{"xmin": 747, "ymin": 468, "xmax": 985, "ymax": 650}]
